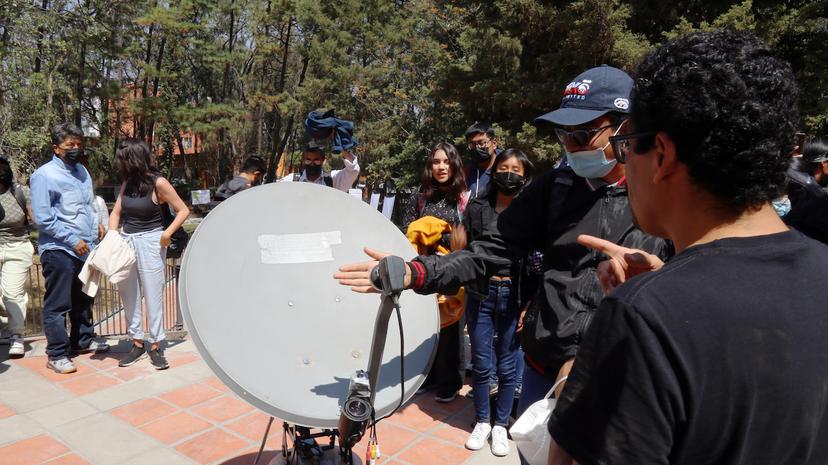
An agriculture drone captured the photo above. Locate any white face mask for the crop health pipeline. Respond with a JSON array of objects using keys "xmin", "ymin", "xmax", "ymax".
[{"xmin": 564, "ymin": 123, "xmax": 624, "ymax": 179}]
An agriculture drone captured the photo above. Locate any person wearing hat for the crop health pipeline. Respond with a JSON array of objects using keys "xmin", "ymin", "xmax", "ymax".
[
  {"xmin": 279, "ymin": 141, "xmax": 359, "ymax": 193},
  {"xmin": 334, "ymin": 65, "xmax": 670, "ymax": 456}
]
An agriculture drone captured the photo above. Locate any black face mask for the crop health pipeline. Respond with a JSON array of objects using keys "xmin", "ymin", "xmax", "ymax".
[
  {"xmin": 493, "ymin": 171, "xmax": 526, "ymax": 196},
  {"xmin": 474, "ymin": 146, "xmax": 491, "ymax": 161},
  {"xmin": 63, "ymin": 149, "xmax": 84, "ymax": 165},
  {"xmin": 304, "ymin": 164, "xmax": 323, "ymax": 178}
]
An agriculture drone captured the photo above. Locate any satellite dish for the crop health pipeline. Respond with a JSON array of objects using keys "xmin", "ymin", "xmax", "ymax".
[{"xmin": 179, "ymin": 182, "xmax": 439, "ymax": 428}]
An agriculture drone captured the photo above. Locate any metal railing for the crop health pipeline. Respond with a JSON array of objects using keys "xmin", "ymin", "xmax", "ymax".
[{"xmin": 16, "ymin": 257, "xmax": 182, "ymax": 338}]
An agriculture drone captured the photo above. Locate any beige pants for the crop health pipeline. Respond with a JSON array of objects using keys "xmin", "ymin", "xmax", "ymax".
[{"xmin": 0, "ymin": 240, "xmax": 34, "ymax": 333}]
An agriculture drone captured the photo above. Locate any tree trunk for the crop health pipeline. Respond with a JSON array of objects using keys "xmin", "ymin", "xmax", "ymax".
[
  {"xmin": 146, "ymin": 35, "xmax": 167, "ymax": 143},
  {"xmin": 33, "ymin": 0, "xmax": 49, "ymax": 73}
]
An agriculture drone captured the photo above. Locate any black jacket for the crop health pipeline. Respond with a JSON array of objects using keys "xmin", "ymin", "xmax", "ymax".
[
  {"xmin": 413, "ymin": 167, "xmax": 671, "ymax": 376},
  {"xmin": 462, "ymin": 194, "xmax": 540, "ymax": 309}
]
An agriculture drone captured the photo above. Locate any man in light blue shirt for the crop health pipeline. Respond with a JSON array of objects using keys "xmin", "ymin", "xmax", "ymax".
[{"xmin": 31, "ymin": 122, "xmax": 108, "ymax": 374}]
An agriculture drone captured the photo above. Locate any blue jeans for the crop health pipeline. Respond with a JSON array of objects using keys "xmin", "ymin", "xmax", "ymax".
[
  {"xmin": 40, "ymin": 249, "xmax": 94, "ymax": 360},
  {"xmin": 118, "ymin": 229, "xmax": 167, "ymax": 343},
  {"xmin": 466, "ymin": 280, "xmax": 520, "ymax": 426}
]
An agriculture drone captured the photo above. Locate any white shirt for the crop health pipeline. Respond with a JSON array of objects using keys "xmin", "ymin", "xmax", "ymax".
[{"xmin": 279, "ymin": 156, "xmax": 360, "ymax": 192}]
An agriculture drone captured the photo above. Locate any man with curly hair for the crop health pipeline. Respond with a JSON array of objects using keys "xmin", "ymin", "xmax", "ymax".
[{"xmin": 547, "ymin": 30, "xmax": 828, "ymax": 465}]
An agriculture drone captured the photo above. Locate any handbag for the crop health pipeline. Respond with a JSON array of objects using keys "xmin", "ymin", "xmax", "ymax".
[
  {"xmin": 509, "ymin": 376, "xmax": 568, "ymax": 465},
  {"xmin": 157, "ymin": 195, "xmax": 189, "ymax": 259}
]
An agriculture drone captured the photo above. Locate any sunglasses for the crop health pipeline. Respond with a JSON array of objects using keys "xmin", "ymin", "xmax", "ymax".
[
  {"xmin": 608, "ymin": 132, "xmax": 656, "ymax": 163},
  {"xmin": 554, "ymin": 124, "xmax": 618, "ymax": 148}
]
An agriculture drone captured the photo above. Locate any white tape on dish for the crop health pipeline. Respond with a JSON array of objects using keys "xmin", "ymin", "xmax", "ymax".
[{"xmin": 258, "ymin": 231, "xmax": 342, "ymax": 264}]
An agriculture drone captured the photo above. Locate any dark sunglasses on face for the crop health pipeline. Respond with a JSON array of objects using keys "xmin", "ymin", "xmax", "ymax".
[
  {"xmin": 608, "ymin": 132, "xmax": 657, "ymax": 163},
  {"xmin": 554, "ymin": 124, "xmax": 618, "ymax": 148}
]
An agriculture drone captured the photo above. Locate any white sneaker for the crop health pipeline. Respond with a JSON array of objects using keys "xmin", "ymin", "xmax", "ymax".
[
  {"xmin": 491, "ymin": 425, "xmax": 509, "ymax": 457},
  {"xmin": 465, "ymin": 422, "xmax": 492, "ymax": 451},
  {"xmin": 46, "ymin": 357, "xmax": 77, "ymax": 374},
  {"xmin": 8, "ymin": 334, "xmax": 24, "ymax": 357}
]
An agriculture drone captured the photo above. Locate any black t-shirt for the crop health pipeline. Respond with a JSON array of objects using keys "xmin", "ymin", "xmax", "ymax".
[{"xmin": 549, "ymin": 230, "xmax": 828, "ymax": 465}]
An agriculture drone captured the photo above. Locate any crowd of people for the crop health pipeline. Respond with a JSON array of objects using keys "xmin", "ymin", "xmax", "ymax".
[
  {"xmin": 336, "ymin": 29, "xmax": 828, "ymax": 465},
  {"xmin": 1, "ymin": 26, "xmax": 827, "ymax": 465}
]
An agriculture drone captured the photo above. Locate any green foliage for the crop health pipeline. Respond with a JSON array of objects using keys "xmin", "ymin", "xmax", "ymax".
[{"xmin": 1, "ymin": 0, "xmax": 827, "ymax": 188}]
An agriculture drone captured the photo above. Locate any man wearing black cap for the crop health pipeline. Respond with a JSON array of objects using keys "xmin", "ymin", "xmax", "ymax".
[
  {"xmin": 335, "ymin": 65, "xmax": 670, "ymax": 455},
  {"xmin": 280, "ymin": 142, "xmax": 359, "ymax": 192}
]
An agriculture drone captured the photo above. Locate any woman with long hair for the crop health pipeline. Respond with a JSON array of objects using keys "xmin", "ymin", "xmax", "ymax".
[
  {"xmin": 458, "ymin": 149, "xmax": 535, "ymax": 457},
  {"xmin": 402, "ymin": 142, "xmax": 469, "ymax": 403},
  {"xmin": 109, "ymin": 139, "xmax": 189, "ymax": 369}
]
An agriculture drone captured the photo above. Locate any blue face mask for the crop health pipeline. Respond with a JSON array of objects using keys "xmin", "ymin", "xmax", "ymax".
[
  {"xmin": 772, "ymin": 197, "xmax": 791, "ymax": 217},
  {"xmin": 563, "ymin": 124, "xmax": 623, "ymax": 179},
  {"xmin": 564, "ymin": 142, "xmax": 616, "ymax": 179}
]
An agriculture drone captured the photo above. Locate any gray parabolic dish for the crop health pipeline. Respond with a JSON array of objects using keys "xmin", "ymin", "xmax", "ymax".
[{"xmin": 179, "ymin": 182, "xmax": 439, "ymax": 428}]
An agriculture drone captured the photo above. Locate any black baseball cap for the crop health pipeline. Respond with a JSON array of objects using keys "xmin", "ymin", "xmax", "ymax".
[{"xmin": 535, "ymin": 65, "xmax": 633, "ymax": 127}]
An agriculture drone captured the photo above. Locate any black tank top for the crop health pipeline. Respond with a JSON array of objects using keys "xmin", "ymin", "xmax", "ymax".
[{"xmin": 121, "ymin": 181, "xmax": 164, "ymax": 234}]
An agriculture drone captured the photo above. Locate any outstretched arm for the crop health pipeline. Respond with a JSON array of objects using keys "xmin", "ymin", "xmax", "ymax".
[{"xmin": 577, "ymin": 234, "xmax": 665, "ymax": 294}]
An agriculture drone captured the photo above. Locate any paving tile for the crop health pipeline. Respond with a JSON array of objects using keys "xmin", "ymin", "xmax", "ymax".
[
  {"xmin": 117, "ymin": 446, "xmax": 200, "ymax": 465},
  {"xmin": 175, "ymin": 428, "xmax": 249, "ymax": 464},
  {"xmin": 42, "ymin": 453, "xmax": 93, "ymax": 465},
  {"xmin": 106, "ymin": 364, "xmax": 154, "ymax": 382},
  {"xmin": 0, "ymin": 401, "xmax": 15, "ymax": 419},
  {"xmin": 52, "ymin": 412, "xmax": 163, "ymax": 465},
  {"xmin": 26, "ymin": 399, "xmax": 98, "ymax": 428},
  {"xmin": 219, "ymin": 449, "xmax": 282, "ymax": 465},
  {"xmin": 204, "ymin": 376, "xmax": 231, "ymax": 392},
  {"xmin": 15, "ymin": 356, "xmax": 92, "ymax": 382},
  {"xmin": 71, "ymin": 353, "xmax": 121, "ymax": 371},
  {"xmin": 110, "ymin": 397, "xmax": 178, "ymax": 427},
  {"xmin": 81, "ymin": 369, "xmax": 189, "ymax": 411},
  {"xmin": 0, "ymin": 371, "xmax": 73, "ymax": 413},
  {"xmin": 224, "ymin": 412, "xmax": 283, "ymax": 451},
  {"xmin": 224, "ymin": 411, "xmax": 276, "ymax": 441},
  {"xmin": 385, "ymin": 401, "xmax": 449, "ymax": 432},
  {"xmin": 430, "ymin": 420, "xmax": 473, "ymax": 446},
  {"xmin": 462, "ymin": 443, "xmax": 521, "ymax": 465},
  {"xmin": 165, "ymin": 351, "xmax": 200, "ymax": 367},
  {"xmin": 191, "ymin": 394, "xmax": 254, "ymax": 423},
  {"xmin": 0, "ymin": 413, "xmax": 46, "ymax": 446},
  {"xmin": 140, "ymin": 411, "xmax": 212, "ymax": 444},
  {"xmin": 0, "ymin": 433, "xmax": 69, "ymax": 465},
  {"xmin": 397, "ymin": 437, "xmax": 472, "ymax": 465},
  {"xmin": 169, "ymin": 359, "xmax": 214, "ymax": 383},
  {"xmin": 159, "ymin": 382, "xmax": 222, "ymax": 408},
  {"xmin": 59, "ymin": 372, "xmax": 122, "ymax": 396},
  {"xmin": 416, "ymin": 391, "xmax": 472, "ymax": 415},
  {"xmin": 354, "ymin": 421, "xmax": 419, "ymax": 457}
]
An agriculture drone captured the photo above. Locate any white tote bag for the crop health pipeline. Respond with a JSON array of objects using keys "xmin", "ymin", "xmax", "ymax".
[{"xmin": 510, "ymin": 376, "xmax": 568, "ymax": 465}]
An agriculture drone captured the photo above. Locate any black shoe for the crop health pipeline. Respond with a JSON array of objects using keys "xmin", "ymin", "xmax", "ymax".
[
  {"xmin": 148, "ymin": 348, "xmax": 169, "ymax": 370},
  {"xmin": 119, "ymin": 345, "xmax": 145, "ymax": 367}
]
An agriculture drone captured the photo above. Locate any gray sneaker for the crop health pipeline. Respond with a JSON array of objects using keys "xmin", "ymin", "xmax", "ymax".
[
  {"xmin": 72, "ymin": 340, "xmax": 110, "ymax": 354},
  {"xmin": 47, "ymin": 357, "xmax": 77, "ymax": 374},
  {"xmin": 148, "ymin": 348, "xmax": 169, "ymax": 370}
]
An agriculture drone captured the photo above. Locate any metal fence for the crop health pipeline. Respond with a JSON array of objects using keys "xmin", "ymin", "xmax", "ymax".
[{"xmin": 15, "ymin": 257, "xmax": 182, "ymax": 338}]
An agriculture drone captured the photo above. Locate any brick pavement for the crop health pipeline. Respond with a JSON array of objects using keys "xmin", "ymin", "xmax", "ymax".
[{"xmin": 0, "ymin": 337, "xmax": 520, "ymax": 465}]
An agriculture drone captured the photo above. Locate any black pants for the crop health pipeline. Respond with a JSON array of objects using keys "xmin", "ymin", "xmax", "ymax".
[
  {"xmin": 41, "ymin": 250, "xmax": 95, "ymax": 360},
  {"xmin": 424, "ymin": 319, "xmax": 464, "ymax": 397}
]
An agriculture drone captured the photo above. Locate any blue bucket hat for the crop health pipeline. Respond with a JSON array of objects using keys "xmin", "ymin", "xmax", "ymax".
[{"xmin": 535, "ymin": 65, "xmax": 633, "ymax": 127}]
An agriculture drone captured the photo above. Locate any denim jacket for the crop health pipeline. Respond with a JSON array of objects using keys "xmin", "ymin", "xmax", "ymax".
[{"xmin": 31, "ymin": 155, "xmax": 98, "ymax": 259}]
